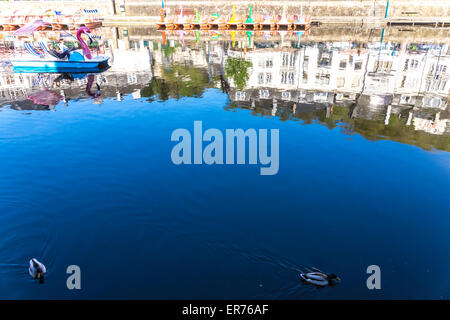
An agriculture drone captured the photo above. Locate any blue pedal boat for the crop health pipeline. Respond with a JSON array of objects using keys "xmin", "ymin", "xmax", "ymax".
[
  {"xmin": 11, "ymin": 52, "xmax": 110, "ymax": 73},
  {"xmin": 10, "ymin": 22, "xmax": 109, "ymax": 73}
]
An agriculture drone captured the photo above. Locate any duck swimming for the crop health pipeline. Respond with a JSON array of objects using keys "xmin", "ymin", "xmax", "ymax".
[
  {"xmin": 29, "ymin": 258, "xmax": 46, "ymax": 283},
  {"xmin": 300, "ymin": 272, "xmax": 340, "ymax": 287}
]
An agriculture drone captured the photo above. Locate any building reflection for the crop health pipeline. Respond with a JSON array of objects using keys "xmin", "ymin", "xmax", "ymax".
[
  {"xmin": 147, "ymin": 29, "xmax": 450, "ymax": 150},
  {"xmin": 0, "ymin": 25, "xmax": 449, "ymax": 150},
  {"xmin": 148, "ymin": 34, "xmax": 449, "ymax": 135}
]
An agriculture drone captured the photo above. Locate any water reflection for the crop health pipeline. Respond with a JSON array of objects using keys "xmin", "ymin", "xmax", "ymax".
[
  {"xmin": 1, "ymin": 26, "xmax": 449, "ymax": 151},
  {"xmin": 146, "ymin": 28, "xmax": 450, "ymax": 151},
  {"xmin": 1, "ymin": 25, "xmax": 450, "ymax": 299}
]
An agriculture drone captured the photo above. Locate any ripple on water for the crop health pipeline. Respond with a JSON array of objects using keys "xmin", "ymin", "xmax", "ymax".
[{"xmin": 186, "ymin": 237, "xmax": 326, "ymax": 299}]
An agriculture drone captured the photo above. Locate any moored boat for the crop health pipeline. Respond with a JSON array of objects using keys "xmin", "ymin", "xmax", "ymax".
[
  {"xmin": 11, "ymin": 54, "xmax": 109, "ymax": 73},
  {"xmin": 10, "ymin": 23, "xmax": 109, "ymax": 73}
]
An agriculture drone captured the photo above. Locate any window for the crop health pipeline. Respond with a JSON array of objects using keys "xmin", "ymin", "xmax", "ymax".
[
  {"xmin": 314, "ymin": 92, "xmax": 328, "ymax": 102},
  {"xmin": 258, "ymin": 58, "xmax": 264, "ymax": 68},
  {"xmin": 384, "ymin": 61, "xmax": 393, "ymax": 71},
  {"xmin": 282, "ymin": 53, "xmax": 289, "ymax": 67},
  {"xmin": 431, "ymin": 77, "xmax": 446, "ymax": 91},
  {"xmin": 259, "ymin": 89, "xmax": 269, "ymax": 99},
  {"xmin": 282, "ymin": 91, "xmax": 291, "ymax": 100},
  {"xmin": 302, "ymin": 72, "xmax": 308, "ymax": 84},
  {"xmin": 373, "ymin": 60, "xmax": 393, "ymax": 72},
  {"xmin": 354, "ymin": 61, "xmax": 362, "ymax": 70},
  {"xmin": 127, "ymin": 73, "xmax": 137, "ymax": 84},
  {"xmin": 410, "ymin": 59, "xmax": 419, "ymax": 69},
  {"xmin": 429, "ymin": 63, "xmax": 435, "ymax": 74},
  {"xmin": 400, "ymin": 95, "xmax": 411, "ymax": 104},
  {"xmin": 303, "ymin": 56, "xmax": 309, "ymax": 70},
  {"xmin": 258, "ymin": 73, "xmax": 264, "ymax": 85},
  {"xmin": 337, "ymin": 77, "xmax": 345, "ymax": 88},
  {"xmin": 339, "ymin": 59, "xmax": 347, "ymax": 70},
  {"xmin": 281, "ymin": 72, "xmax": 295, "ymax": 85},
  {"xmin": 351, "ymin": 75, "xmax": 360, "ymax": 88},
  {"xmin": 281, "ymin": 52, "xmax": 297, "ymax": 67},
  {"xmin": 235, "ymin": 91, "xmax": 246, "ymax": 101},
  {"xmin": 5, "ymin": 75, "xmax": 14, "ymax": 85},
  {"xmin": 281, "ymin": 71, "xmax": 287, "ymax": 84},
  {"xmin": 404, "ymin": 59, "xmax": 409, "ymax": 71},
  {"xmin": 423, "ymin": 97, "xmax": 441, "ymax": 108},
  {"xmin": 400, "ymin": 76, "xmax": 406, "ymax": 88},
  {"xmin": 315, "ymin": 71, "xmax": 330, "ymax": 85},
  {"xmin": 405, "ymin": 76, "xmax": 418, "ymax": 89},
  {"xmin": 298, "ymin": 91, "xmax": 306, "ymax": 100},
  {"xmin": 289, "ymin": 53, "xmax": 297, "ymax": 67},
  {"xmin": 265, "ymin": 73, "xmax": 272, "ymax": 84},
  {"xmin": 259, "ymin": 57, "xmax": 273, "ymax": 68},
  {"xmin": 318, "ymin": 52, "xmax": 332, "ymax": 67},
  {"xmin": 118, "ymin": 0, "xmax": 125, "ymax": 12},
  {"xmin": 288, "ymin": 72, "xmax": 295, "ymax": 85}
]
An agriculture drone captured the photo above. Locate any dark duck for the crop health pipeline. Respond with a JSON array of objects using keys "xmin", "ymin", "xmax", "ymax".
[{"xmin": 299, "ymin": 267, "xmax": 340, "ymax": 287}]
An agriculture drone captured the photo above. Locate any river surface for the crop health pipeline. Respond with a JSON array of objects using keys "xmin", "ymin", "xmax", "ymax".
[{"xmin": 0, "ymin": 26, "xmax": 449, "ymax": 299}]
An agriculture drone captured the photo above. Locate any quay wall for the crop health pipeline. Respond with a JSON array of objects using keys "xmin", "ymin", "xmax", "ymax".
[
  {"xmin": 0, "ymin": 1, "xmax": 115, "ymax": 16},
  {"xmin": 118, "ymin": 0, "xmax": 450, "ymax": 19}
]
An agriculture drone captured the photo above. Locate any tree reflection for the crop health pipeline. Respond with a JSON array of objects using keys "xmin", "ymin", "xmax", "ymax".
[
  {"xmin": 224, "ymin": 57, "xmax": 252, "ymax": 91},
  {"xmin": 141, "ymin": 64, "xmax": 213, "ymax": 101}
]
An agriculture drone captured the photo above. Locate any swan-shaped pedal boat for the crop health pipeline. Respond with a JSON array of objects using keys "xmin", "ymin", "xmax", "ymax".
[{"xmin": 11, "ymin": 25, "xmax": 109, "ymax": 73}]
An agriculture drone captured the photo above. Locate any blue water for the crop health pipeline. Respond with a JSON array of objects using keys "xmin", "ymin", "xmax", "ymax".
[{"xmin": 0, "ymin": 88, "xmax": 449, "ymax": 299}]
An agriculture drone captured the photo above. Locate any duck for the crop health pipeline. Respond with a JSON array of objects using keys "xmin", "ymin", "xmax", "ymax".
[
  {"xmin": 300, "ymin": 272, "xmax": 340, "ymax": 287},
  {"xmin": 29, "ymin": 258, "xmax": 46, "ymax": 283}
]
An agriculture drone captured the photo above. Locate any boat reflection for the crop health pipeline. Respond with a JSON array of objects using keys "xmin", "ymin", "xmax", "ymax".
[{"xmin": 0, "ymin": 68, "xmax": 151, "ymax": 109}]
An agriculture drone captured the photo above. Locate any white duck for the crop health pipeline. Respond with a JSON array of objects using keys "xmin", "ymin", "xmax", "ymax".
[{"xmin": 29, "ymin": 258, "xmax": 46, "ymax": 283}]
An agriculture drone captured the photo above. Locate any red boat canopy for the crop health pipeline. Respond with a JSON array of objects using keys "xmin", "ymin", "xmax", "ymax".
[{"xmin": 13, "ymin": 20, "xmax": 50, "ymax": 36}]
